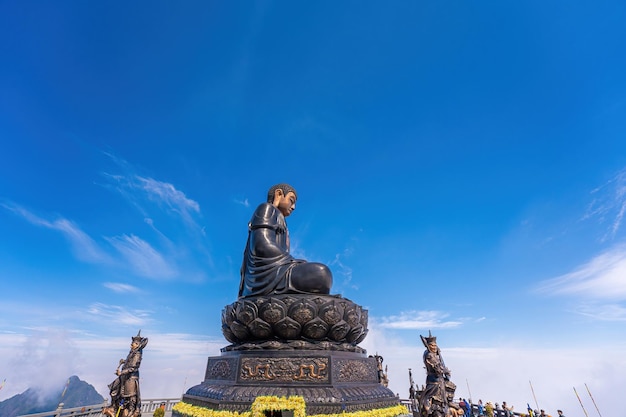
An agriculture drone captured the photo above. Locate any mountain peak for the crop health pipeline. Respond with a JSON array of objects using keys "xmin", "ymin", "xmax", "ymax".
[{"xmin": 0, "ymin": 375, "xmax": 105, "ymax": 417}]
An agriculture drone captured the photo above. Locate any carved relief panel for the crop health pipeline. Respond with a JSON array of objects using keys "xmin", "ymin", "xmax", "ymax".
[
  {"xmin": 239, "ymin": 356, "xmax": 329, "ymax": 384},
  {"xmin": 334, "ymin": 358, "xmax": 378, "ymax": 383}
]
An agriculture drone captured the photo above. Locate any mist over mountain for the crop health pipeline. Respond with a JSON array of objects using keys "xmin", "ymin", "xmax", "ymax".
[{"xmin": 0, "ymin": 375, "xmax": 104, "ymax": 417}]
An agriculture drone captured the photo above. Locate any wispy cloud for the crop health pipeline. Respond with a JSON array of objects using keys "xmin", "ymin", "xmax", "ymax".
[
  {"xmin": 0, "ymin": 202, "xmax": 111, "ymax": 264},
  {"xmin": 135, "ymin": 175, "xmax": 200, "ymax": 216},
  {"xmin": 583, "ymin": 167, "xmax": 626, "ymax": 240},
  {"xmin": 106, "ymin": 234, "xmax": 177, "ymax": 279},
  {"xmin": 576, "ymin": 303, "xmax": 626, "ymax": 321},
  {"xmin": 101, "ymin": 153, "xmax": 202, "ymax": 232},
  {"xmin": 376, "ymin": 310, "xmax": 463, "ymax": 330},
  {"xmin": 330, "ymin": 247, "xmax": 356, "ymax": 291},
  {"xmin": 536, "ymin": 243, "xmax": 626, "ymax": 301},
  {"xmin": 100, "ymin": 153, "xmax": 211, "ymax": 270},
  {"xmin": 0, "ymin": 201, "xmax": 190, "ymax": 282},
  {"xmin": 234, "ymin": 198, "xmax": 250, "ymax": 207},
  {"xmin": 103, "ymin": 282, "xmax": 141, "ymax": 293},
  {"xmin": 87, "ymin": 303, "xmax": 152, "ymax": 327}
]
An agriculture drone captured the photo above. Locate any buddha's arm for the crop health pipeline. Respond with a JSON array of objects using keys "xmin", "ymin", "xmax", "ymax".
[{"xmin": 249, "ymin": 227, "xmax": 290, "ymax": 259}]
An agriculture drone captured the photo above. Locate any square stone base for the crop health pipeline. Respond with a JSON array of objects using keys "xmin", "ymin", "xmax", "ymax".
[{"xmin": 181, "ymin": 348, "xmax": 400, "ymax": 415}]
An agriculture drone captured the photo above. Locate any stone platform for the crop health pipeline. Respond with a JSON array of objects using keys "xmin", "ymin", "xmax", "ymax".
[
  {"xmin": 182, "ymin": 349, "xmax": 399, "ymax": 415},
  {"xmin": 180, "ymin": 295, "xmax": 400, "ymax": 415}
]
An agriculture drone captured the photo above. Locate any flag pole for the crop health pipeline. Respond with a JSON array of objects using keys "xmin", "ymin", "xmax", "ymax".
[
  {"xmin": 57, "ymin": 378, "xmax": 70, "ymax": 408},
  {"xmin": 61, "ymin": 378, "xmax": 70, "ymax": 399},
  {"xmin": 574, "ymin": 387, "xmax": 589, "ymax": 417},
  {"xmin": 584, "ymin": 383, "xmax": 602, "ymax": 417},
  {"xmin": 529, "ymin": 380, "xmax": 540, "ymax": 411},
  {"xmin": 466, "ymin": 379, "xmax": 473, "ymax": 402}
]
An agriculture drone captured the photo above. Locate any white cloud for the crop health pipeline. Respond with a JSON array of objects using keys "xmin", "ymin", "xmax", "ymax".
[
  {"xmin": 103, "ymin": 282, "xmax": 141, "ymax": 293},
  {"xmin": 376, "ymin": 310, "xmax": 463, "ymax": 330},
  {"xmin": 575, "ymin": 303, "xmax": 626, "ymax": 321},
  {"xmin": 87, "ymin": 303, "xmax": 152, "ymax": 327},
  {"xmin": 0, "ymin": 201, "xmax": 195, "ymax": 283},
  {"xmin": 1, "ymin": 202, "xmax": 111, "ymax": 264},
  {"xmin": 0, "ymin": 330, "xmax": 224, "ymax": 402},
  {"xmin": 330, "ymin": 249, "xmax": 355, "ymax": 291},
  {"xmin": 106, "ymin": 234, "xmax": 177, "ymax": 279},
  {"xmin": 536, "ymin": 243, "xmax": 626, "ymax": 301},
  {"xmin": 234, "ymin": 198, "xmax": 250, "ymax": 207},
  {"xmin": 6, "ymin": 329, "xmax": 80, "ymax": 403},
  {"xmin": 362, "ymin": 323, "xmax": 622, "ymax": 416},
  {"xmin": 583, "ymin": 167, "xmax": 626, "ymax": 240},
  {"xmin": 1, "ymin": 324, "xmax": 621, "ymax": 417},
  {"xmin": 135, "ymin": 176, "xmax": 200, "ymax": 215},
  {"xmin": 101, "ymin": 153, "xmax": 203, "ymax": 233}
]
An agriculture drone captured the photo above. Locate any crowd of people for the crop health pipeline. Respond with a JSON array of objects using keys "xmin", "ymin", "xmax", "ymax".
[
  {"xmin": 453, "ymin": 398, "xmax": 566, "ymax": 417},
  {"xmin": 410, "ymin": 331, "xmax": 567, "ymax": 417}
]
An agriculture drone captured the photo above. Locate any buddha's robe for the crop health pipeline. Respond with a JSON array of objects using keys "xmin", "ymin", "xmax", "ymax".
[{"xmin": 238, "ymin": 203, "xmax": 332, "ymax": 298}]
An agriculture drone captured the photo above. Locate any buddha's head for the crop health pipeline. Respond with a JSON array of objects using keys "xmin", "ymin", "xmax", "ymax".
[{"xmin": 267, "ymin": 183, "xmax": 298, "ymax": 217}]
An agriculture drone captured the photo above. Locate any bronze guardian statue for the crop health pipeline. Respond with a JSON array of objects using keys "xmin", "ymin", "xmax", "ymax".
[
  {"xmin": 103, "ymin": 331, "xmax": 148, "ymax": 417},
  {"xmin": 418, "ymin": 332, "xmax": 463, "ymax": 417}
]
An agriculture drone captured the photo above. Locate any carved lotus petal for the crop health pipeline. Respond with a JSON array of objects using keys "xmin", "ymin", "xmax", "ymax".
[
  {"xmin": 288, "ymin": 299, "xmax": 318, "ymax": 325},
  {"xmin": 220, "ymin": 295, "xmax": 370, "ymax": 348},
  {"xmin": 222, "ymin": 324, "xmax": 238, "ymax": 343},
  {"xmin": 274, "ymin": 316, "xmax": 302, "ymax": 339},
  {"xmin": 328, "ymin": 320, "xmax": 350, "ymax": 341},
  {"xmin": 302, "ymin": 317, "xmax": 329, "ymax": 339},
  {"xmin": 248, "ymin": 318, "xmax": 273, "ymax": 339},
  {"xmin": 343, "ymin": 306, "xmax": 361, "ymax": 327},
  {"xmin": 279, "ymin": 295, "xmax": 297, "ymax": 308},
  {"xmin": 236, "ymin": 300, "xmax": 258, "ymax": 325},
  {"xmin": 359, "ymin": 309, "xmax": 369, "ymax": 328},
  {"xmin": 222, "ymin": 304, "xmax": 236, "ymax": 327},
  {"xmin": 310, "ymin": 296, "xmax": 327, "ymax": 305},
  {"xmin": 354, "ymin": 328, "xmax": 368, "ymax": 344},
  {"xmin": 319, "ymin": 301, "xmax": 344, "ymax": 325},
  {"xmin": 264, "ymin": 340, "xmax": 283, "ymax": 349},
  {"xmin": 345, "ymin": 324, "xmax": 364, "ymax": 343},
  {"xmin": 259, "ymin": 299, "xmax": 286, "ymax": 324},
  {"xmin": 230, "ymin": 321, "xmax": 250, "ymax": 340}
]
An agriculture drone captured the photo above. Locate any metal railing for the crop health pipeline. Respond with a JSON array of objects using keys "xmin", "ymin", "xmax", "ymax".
[
  {"xmin": 16, "ymin": 398, "xmax": 181, "ymax": 417},
  {"xmin": 140, "ymin": 398, "xmax": 180, "ymax": 413},
  {"xmin": 17, "ymin": 401, "xmax": 109, "ymax": 417}
]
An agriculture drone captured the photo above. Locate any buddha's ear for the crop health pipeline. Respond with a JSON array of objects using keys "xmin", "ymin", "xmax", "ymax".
[{"xmin": 272, "ymin": 188, "xmax": 284, "ymax": 204}]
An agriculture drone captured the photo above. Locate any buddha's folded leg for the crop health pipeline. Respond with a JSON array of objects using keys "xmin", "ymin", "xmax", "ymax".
[{"xmin": 290, "ymin": 262, "xmax": 333, "ymax": 293}]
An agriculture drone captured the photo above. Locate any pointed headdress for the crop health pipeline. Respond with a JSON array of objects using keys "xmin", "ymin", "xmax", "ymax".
[
  {"xmin": 420, "ymin": 330, "xmax": 436, "ymax": 348},
  {"xmin": 131, "ymin": 330, "xmax": 149, "ymax": 349}
]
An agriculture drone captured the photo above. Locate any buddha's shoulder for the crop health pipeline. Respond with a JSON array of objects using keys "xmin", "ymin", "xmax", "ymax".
[{"xmin": 250, "ymin": 203, "xmax": 281, "ymax": 226}]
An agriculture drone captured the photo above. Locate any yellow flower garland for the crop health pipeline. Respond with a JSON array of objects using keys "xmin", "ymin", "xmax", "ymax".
[
  {"xmin": 173, "ymin": 402, "xmax": 251, "ymax": 417},
  {"xmin": 173, "ymin": 397, "xmax": 408, "ymax": 417},
  {"xmin": 251, "ymin": 396, "xmax": 306, "ymax": 417},
  {"xmin": 310, "ymin": 404, "xmax": 408, "ymax": 417}
]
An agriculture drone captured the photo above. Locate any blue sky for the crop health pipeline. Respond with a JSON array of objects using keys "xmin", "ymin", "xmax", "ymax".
[{"xmin": 1, "ymin": 1, "xmax": 626, "ymax": 415}]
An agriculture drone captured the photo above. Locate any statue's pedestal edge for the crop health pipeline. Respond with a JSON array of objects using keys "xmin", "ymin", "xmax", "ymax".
[{"xmin": 178, "ymin": 348, "xmax": 401, "ymax": 415}]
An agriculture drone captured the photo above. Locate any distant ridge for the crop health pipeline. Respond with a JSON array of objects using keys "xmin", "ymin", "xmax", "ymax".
[{"xmin": 0, "ymin": 375, "xmax": 105, "ymax": 417}]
